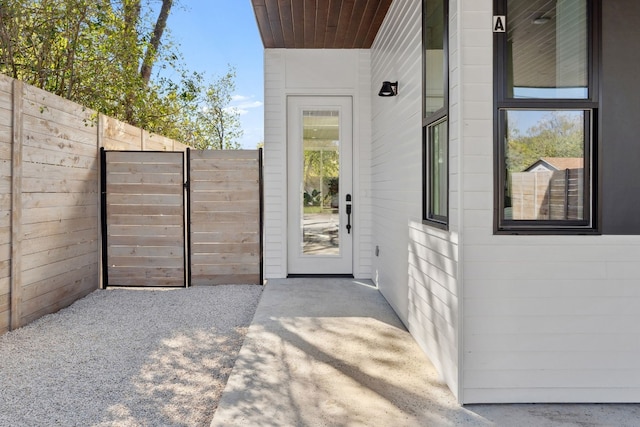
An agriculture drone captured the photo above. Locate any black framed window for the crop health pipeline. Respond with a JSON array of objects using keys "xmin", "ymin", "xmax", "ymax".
[
  {"xmin": 423, "ymin": 0, "xmax": 449, "ymax": 228},
  {"xmin": 494, "ymin": 0, "xmax": 599, "ymax": 234}
]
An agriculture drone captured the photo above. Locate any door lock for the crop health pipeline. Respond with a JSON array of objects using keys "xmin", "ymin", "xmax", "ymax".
[{"xmin": 346, "ymin": 194, "xmax": 352, "ymax": 234}]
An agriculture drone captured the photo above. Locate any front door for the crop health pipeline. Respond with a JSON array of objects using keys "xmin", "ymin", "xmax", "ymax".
[{"xmin": 287, "ymin": 96, "xmax": 353, "ymax": 275}]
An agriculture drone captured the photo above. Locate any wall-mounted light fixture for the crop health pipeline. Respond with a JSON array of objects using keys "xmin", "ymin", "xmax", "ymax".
[
  {"xmin": 532, "ymin": 16, "xmax": 550, "ymax": 24},
  {"xmin": 378, "ymin": 81, "xmax": 398, "ymax": 97}
]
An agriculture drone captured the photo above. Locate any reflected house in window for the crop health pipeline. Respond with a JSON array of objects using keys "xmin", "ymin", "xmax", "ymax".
[
  {"xmin": 524, "ymin": 157, "xmax": 584, "ymax": 173},
  {"xmin": 509, "ymin": 156, "xmax": 584, "ymax": 221}
]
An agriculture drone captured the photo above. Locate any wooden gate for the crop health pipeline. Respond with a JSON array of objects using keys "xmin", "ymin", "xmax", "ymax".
[
  {"xmin": 189, "ymin": 150, "xmax": 261, "ymax": 285},
  {"xmin": 102, "ymin": 151, "xmax": 186, "ymax": 287},
  {"xmin": 101, "ymin": 149, "xmax": 262, "ymax": 288}
]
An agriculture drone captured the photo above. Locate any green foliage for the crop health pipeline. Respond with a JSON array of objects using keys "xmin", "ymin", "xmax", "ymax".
[
  {"xmin": 325, "ymin": 177, "xmax": 339, "ymax": 196},
  {"xmin": 506, "ymin": 112, "xmax": 584, "ymax": 173},
  {"xmin": 176, "ymin": 68, "xmax": 243, "ymax": 150},
  {"xmin": 304, "ymin": 189, "xmax": 322, "ymax": 206},
  {"xmin": 303, "ymin": 146, "xmax": 338, "ymax": 191},
  {"xmin": 1, "ymin": 0, "xmax": 141, "ymax": 116},
  {"xmin": 0, "ymin": 0, "xmax": 244, "ymax": 149},
  {"xmin": 301, "ymin": 144, "xmax": 339, "ymax": 210},
  {"xmin": 304, "ymin": 147, "xmax": 339, "ymax": 177}
]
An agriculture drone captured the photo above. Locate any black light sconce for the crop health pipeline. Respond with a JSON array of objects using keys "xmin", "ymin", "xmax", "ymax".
[{"xmin": 378, "ymin": 81, "xmax": 398, "ymax": 97}]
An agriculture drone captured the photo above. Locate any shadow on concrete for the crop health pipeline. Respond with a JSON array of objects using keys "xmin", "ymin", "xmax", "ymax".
[
  {"xmin": 211, "ymin": 278, "xmax": 482, "ymax": 426},
  {"xmin": 212, "ymin": 278, "xmax": 640, "ymax": 427}
]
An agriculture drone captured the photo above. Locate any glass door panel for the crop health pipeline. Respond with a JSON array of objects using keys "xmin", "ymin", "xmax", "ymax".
[
  {"xmin": 302, "ymin": 110, "xmax": 340, "ymax": 255},
  {"xmin": 287, "ymin": 97, "xmax": 353, "ymax": 275}
]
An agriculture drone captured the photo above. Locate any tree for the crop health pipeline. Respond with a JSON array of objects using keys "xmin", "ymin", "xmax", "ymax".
[
  {"xmin": 302, "ymin": 141, "xmax": 339, "ymax": 208},
  {"xmin": 506, "ymin": 111, "xmax": 584, "ymax": 173},
  {"xmin": 140, "ymin": 0, "xmax": 173, "ymax": 85},
  {"xmin": 0, "ymin": 0, "xmax": 171, "ymax": 125},
  {"xmin": 0, "ymin": 0, "xmax": 120, "ymax": 98},
  {"xmin": 0, "ymin": 0, "xmax": 245, "ymax": 150},
  {"xmin": 120, "ymin": 0, "xmax": 174, "ymax": 123},
  {"xmin": 180, "ymin": 68, "xmax": 243, "ymax": 150}
]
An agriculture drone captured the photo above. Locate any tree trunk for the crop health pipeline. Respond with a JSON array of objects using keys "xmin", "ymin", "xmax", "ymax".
[
  {"xmin": 140, "ymin": 0, "xmax": 173, "ymax": 86},
  {"xmin": 123, "ymin": 0, "xmax": 141, "ymax": 124},
  {"xmin": 0, "ymin": 4, "xmax": 18, "ymax": 78}
]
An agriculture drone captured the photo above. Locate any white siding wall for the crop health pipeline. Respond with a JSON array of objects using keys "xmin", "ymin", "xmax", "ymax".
[
  {"xmin": 263, "ymin": 49, "xmax": 372, "ymax": 279},
  {"xmin": 264, "ymin": 0, "xmax": 640, "ymax": 405},
  {"xmin": 460, "ymin": 0, "xmax": 640, "ymax": 403},
  {"xmin": 371, "ymin": 0, "xmax": 461, "ymax": 399},
  {"xmin": 263, "ymin": 51, "xmax": 287, "ymax": 278}
]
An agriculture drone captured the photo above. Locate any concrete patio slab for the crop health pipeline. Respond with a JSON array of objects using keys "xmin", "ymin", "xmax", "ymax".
[{"xmin": 211, "ymin": 278, "xmax": 640, "ymax": 427}]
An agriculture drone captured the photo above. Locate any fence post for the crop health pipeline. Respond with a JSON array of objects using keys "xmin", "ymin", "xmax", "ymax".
[
  {"xmin": 185, "ymin": 148, "xmax": 191, "ymax": 287},
  {"xmin": 259, "ymin": 148, "xmax": 264, "ymax": 285},
  {"xmin": 564, "ymin": 168, "xmax": 570, "ymax": 220},
  {"xmin": 97, "ymin": 114, "xmax": 104, "ymax": 289},
  {"xmin": 10, "ymin": 80, "xmax": 23, "ymax": 330}
]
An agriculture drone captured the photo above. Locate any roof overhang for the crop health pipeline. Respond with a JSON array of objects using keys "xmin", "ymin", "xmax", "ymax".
[{"xmin": 251, "ymin": 0, "xmax": 393, "ymax": 49}]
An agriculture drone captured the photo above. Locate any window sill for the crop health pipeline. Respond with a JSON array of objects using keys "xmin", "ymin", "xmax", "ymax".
[
  {"xmin": 494, "ymin": 227, "xmax": 600, "ymax": 236},
  {"xmin": 423, "ymin": 218, "xmax": 449, "ymax": 231}
]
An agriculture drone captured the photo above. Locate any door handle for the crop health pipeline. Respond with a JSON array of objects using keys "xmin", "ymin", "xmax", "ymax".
[{"xmin": 346, "ymin": 194, "xmax": 352, "ymax": 234}]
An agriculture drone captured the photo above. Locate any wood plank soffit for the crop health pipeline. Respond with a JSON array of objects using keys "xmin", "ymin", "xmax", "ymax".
[{"xmin": 251, "ymin": 0, "xmax": 393, "ymax": 49}]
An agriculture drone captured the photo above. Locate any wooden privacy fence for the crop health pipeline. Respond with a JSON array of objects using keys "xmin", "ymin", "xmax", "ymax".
[
  {"xmin": 0, "ymin": 74, "xmax": 263, "ymax": 334},
  {"xmin": 0, "ymin": 75, "xmax": 190, "ymax": 334},
  {"xmin": 102, "ymin": 148, "xmax": 262, "ymax": 288},
  {"xmin": 510, "ymin": 169, "xmax": 584, "ymax": 220},
  {"xmin": 0, "ymin": 79, "xmax": 100, "ymax": 334}
]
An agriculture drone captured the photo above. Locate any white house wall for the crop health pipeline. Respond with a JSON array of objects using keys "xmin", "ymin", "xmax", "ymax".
[
  {"xmin": 371, "ymin": 0, "xmax": 461, "ymax": 399},
  {"xmin": 262, "ymin": 0, "xmax": 640, "ymax": 405},
  {"xmin": 371, "ymin": 0, "xmax": 640, "ymax": 405},
  {"xmin": 459, "ymin": 0, "xmax": 640, "ymax": 403},
  {"xmin": 263, "ymin": 49, "xmax": 372, "ymax": 279}
]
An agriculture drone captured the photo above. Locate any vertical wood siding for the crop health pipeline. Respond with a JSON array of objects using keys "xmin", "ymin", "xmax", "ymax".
[
  {"xmin": 0, "ymin": 74, "xmax": 189, "ymax": 333},
  {"xmin": 371, "ymin": 0, "xmax": 461, "ymax": 399}
]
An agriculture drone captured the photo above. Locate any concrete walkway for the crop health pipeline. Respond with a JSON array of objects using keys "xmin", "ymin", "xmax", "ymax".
[{"xmin": 211, "ymin": 278, "xmax": 639, "ymax": 426}]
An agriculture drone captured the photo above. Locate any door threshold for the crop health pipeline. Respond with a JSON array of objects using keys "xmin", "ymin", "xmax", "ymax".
[{"xmin": 287, "ymin": 274, "xmax": 354, "ymax": 279}]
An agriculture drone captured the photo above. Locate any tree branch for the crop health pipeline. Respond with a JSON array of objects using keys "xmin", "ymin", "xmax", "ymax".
[{"xmin": 140, "ymin": 0, "xmax": 173, "ymax": 86}]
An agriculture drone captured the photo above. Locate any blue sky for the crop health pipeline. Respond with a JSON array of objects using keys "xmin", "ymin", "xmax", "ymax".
[{"xmin": 161, "ymin": 1, "xmax": 264, "ymax": 148}]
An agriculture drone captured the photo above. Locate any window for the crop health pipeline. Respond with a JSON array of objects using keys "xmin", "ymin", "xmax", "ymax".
[
  {"xmin": 495, "ymin": 0, "xmax": 598, "ymax": 233},
  {"xmin": 428, "ymin": 119, "xmax": 448, "ymax": 219},
  {"xmin": 423, "ymin": 0, "xmax": 448, "ymax": 227}
]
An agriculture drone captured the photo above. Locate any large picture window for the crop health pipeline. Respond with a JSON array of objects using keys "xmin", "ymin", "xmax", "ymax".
[
  {"xmin": 495, "ymin": 0, "xmax": 598, "ymax": 233},
  {"xmin": 423, "ymin": 0, "xmax": 448, "ymax": 227}
]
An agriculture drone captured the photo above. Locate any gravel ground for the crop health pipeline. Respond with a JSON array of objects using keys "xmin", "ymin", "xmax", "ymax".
[{"xmin": 0, "ymin": 285, "xmax": 262, "ymax": 427}]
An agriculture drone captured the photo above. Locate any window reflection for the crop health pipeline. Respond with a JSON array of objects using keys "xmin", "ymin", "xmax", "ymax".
[
  {"xmin": 424, "ymin": 0, "xmax": 446, "ymax": 115},
  {"xmin": 429, "ymin": 120, "xmax": 448, "ymax": 218},
  {"xmin": 301, "ymin": 110, "xmax": 340, "ymax": 255},
  {"xmin": 504, "ymin": 110, "xmax": 585, "ymax": 220},
  {"xmin": 507, "ymin": 0, "xmax": 588, "ymax": 99}
]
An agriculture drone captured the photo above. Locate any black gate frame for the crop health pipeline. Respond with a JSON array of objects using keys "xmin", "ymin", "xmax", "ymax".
[{"xmin": 100, "ymin": 147, "xmax": 263, "ymax": 289}]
